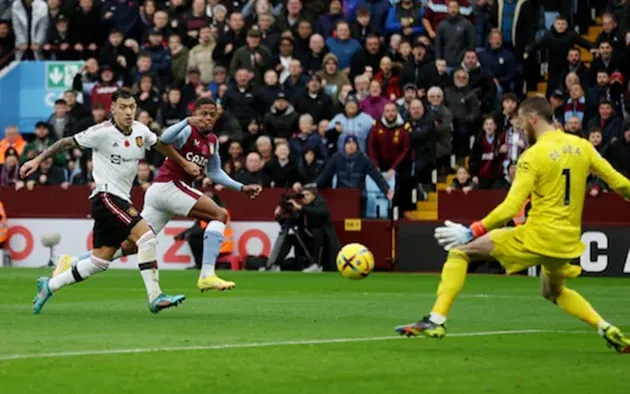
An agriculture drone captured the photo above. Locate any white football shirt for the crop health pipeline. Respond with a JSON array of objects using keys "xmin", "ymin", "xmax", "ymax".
[{"xmin": 73, "ymin": 120, "xmax": 158, "ymax": 201}]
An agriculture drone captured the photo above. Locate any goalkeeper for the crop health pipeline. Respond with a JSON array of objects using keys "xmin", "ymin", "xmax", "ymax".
[{"xmin": 395, "ymin": 97, "xmax": 630, "ymax": 353}]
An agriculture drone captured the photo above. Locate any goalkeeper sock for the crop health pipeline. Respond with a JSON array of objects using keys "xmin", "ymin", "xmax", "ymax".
[
  {"xmin": 431, "ymin": 249, "xmax": 470, "ymax": 321},
  {"xmin": 200, "ymin": 221, "xmax": 225, "ymax": 279},
  {"xmin": 554, "ymin": 287, "xmax": 606, "ymax": 329},
  {"xmin": 49, "ymin": 255, "xmax": 109, "ymax": 292}
]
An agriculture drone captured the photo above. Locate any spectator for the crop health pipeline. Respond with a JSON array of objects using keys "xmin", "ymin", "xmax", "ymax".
[
  {"xmin": 43, "ymin": 14, "xmax": 73, "ymax": 60},
  {"xmin": 549, "ymin": 89, "xmax": 566, "ymax": 124},
  {"xmin": 327, "ymin": 94, "xmax": 374, "ymax": 153},
  {"xmin": 131, "ymin": 52, "xmax": 160, "ymax": 89},
  {"xmin": 234, "ymin": 151, "xmax": 271, "ymax": 186},
  {"xmin": 160, "ymin": 88, "xmax": 187, "ymax": 127},
  {"xmin": 99, "ymin": 29, "xmax": 135, "ymax": 79},
  {"xmin": 151, "ymin": 10, "xmax": 174, "ymax": 39},
  {"xmin": 501, "ymin": 114, "xmax": 528, "ymax": 169},
  {"xmin": 589, "ymin": 40, "xmax": 623, "ymax": 85},
  {"xmin": 182, "ymin": 0, "xmax": 210, "ymax": 47},
  {"xmin": 494, "ymin": 161, "xmax": 517, "ymax": 190},
  {"xmin": 489, "ymin": 0, "xmax": 536, "ymax": 58},
  {"xmin": 168, "ymin": 34, "xmax": 189, "ymax": 87},
  {"xmin": 434, "ymin": 0, "xmax": 475, "ymax": 69},
  {"xmin": 293, "ymin": 20, "xmax": 313, "ymax": 59},
  {"xmin": 297, "ymin": 148, "xmax": 324, "ymax": 184},
  {"xmin": 426, "ymin": 86, "xmax": 453, "ymax": 176},
  {"xmin": 102, "ymin": 0, "xmax": 140, "ymax": 40},
  {"xmin": 400, "ymin": 41, "xmax": 431, "ymax": 89},
  {"xmin": 264, "ymin": 142, "xmax": 300, "ymax": 189},
  {"xmin": 223, "ymin": 68, "xmax": 260, "ymax": 132},
  {"xmin": 21, "ymin": 121, "xmax": 66, "ymax": 166},
  {"xmin": 256, "ymin": 135, "xmax": 274, "ymax": 163},
  {"xmin": 300, "ymin": 34, "xmax": 328, "ymax": 76},
  {"xmin": 145, "ymin": 29, "xmax": 172, "ymax": 84},
  {"xmin": 230, "ymin": 28, "xmax": 271, "ymax": 86},
  {"xmin": 283, "ymin": 59, "xmax": 308, "ymax": 102},
  {"xmin": 564, "ymin": 115, "xmax": 584, "ymax": 137},
  {"xmin": 350, "ymin": 35, "xmax": 383, "ymax": 81},
  {"xmin": 493, "ymin": 92, "xmax": 519, "ymax": 133},
  {"xmin": 89, "ymin": 65, "xmax": 119, "ymax": 113},
  {"xmin": 317, "ymin": 134, "xmax": 392, "ymax": 212},
  {"xmin": 408, "ymin": 98, "xmax": 435, "ymax": 185},
  {"xmin": 352, "ymin": 0, "xmax": 391, "ymax": 35},
  {"xmin": 48, "ymin": 99, "xmax": 77, "ymax": 138},
  {"xmin": 564, "ymin": 83, "xmax": 586, "ymax": 125},
  {"xmin": 559, "ymin": 48, "xmax": 590, "ymax": 92},
  {"xmin": 423, "ymin": 0, "xmax": 473, "ymax": 40},
  {"xmin": 0, "ymin": 20, "xmax": 14, "ymax": 69},
  {"xmin": 477, "ymin": 30, "xmax": 519, "ymax": 94},
  {"xmin": 446, "ymin": 166, "xmax": 475, "ymax": 194},
  {"xmin": 276, "ymin": 0, "xmax": 304, "ymax": 33},
  {"xmin": 316, "ymin": 53, "xmax": 351, "ymax": 101},
  {"xmin": 1, "ymin": 148, "xmax": 20, "ymax": 187},
  {"xmin": 351, "ymin": 5, "xmax": 380, "ymax": 45},
  {"xmin": 607, "ymin": 120, "xmax": 630, "ymax": 177},
  {"xmin": 207, "ymin": 66, "xmax": 227, "ymax": 99},
  {"xmin": 75, "ymin": 102, "xmax": 107, "ymax": 133},
  {"xmin": 373, "ymin": 56, "xmax": 401, "ymax": 101},
  {"xmin": 258, "ymin": 69, "xmax": 283, "ymax": 113},
  {"xmin": 325, "ymin": 20, "xmax": 362, "ymax": 73},
  {"xmin": 187, "ymin": 26, "xmax": 216, "ymax": 84},
  {"xmin": 241, "ymin": 119, "xmax": 261, "ymax": 153},
  {"xmin": 70, "ymin": 0, "xmax": 102, "ymax": 59},
  {"xmin": 295, "ymin": 74, "xmax": 333, "ymax": 124},
  {"xmin": 331, "ymin": 83, "xmax": 354, "ymax": 116},
  {"xmin": 470, "ymin": 116, "xmax": 504, "ymax": 189},
  {"xmin": 461, "ymin": 49, "xmax": 497, "ymax": 112},
  {"xmin": 214, "ymin": 12, "xmax": 247, "ymax": 68},
  {"xmin": 263, "ymin": 91, "xmax": 299, "ymax": 140},
  {"xmin": 316, "ymin": 0, "xmax": 344, "ymax": 39},
  {"xmin": 597, "ymin": 12, "xmax": 625, "ymax": 55},
  {"xmin": 586, "ymin": 100, "xmax": 622, "ymax": 145},
  {"xmin": 135, "ymin": 74, "xmax": 161, "ymax": 118},
  {"xmin": 25, "ymin": 156, "xmax": 66, "ymax": 189},
  {"xmin": 256, "ymin": 13, "xmax": 280, "ymax": 55},
  {"xmin": 63, "ymin": 90, "xmax": 89, "ymax": 123},
  {"xmin": 272, "ymin": 37, "xmax": 296, "ymax": 84},
  {"xmin": 70, "ymin": 159, "xmax": 94, "ymax": 186},
  {"xmin": 133, "ymin": 161, "xmax": 154, "ymax": 190},
  {"xmin": 397, "ymin": 83, "xmax": 418, "ymax": 120},
  {"xmin": 224, "ymin": 140, "xmax": 245, "ymax": 175},
  {"xmin": 360, "ymin": 79, "xmax": 389, "ymax": 120},
  {"xmin": 289, "ymin": 113, "xmax": 327, "ymax": 162},
  {"xmin": 445, "ymin": 68, "xmax": 480, "ymax": 161},
  {"xmin": 0, "ymin": 125, "xmax": 26, "ymax": 164},
  {"xmin": 385, "ymin": 0, "xmax": 425, "ymax": 39},
  {"xmin": 367, "ymin": 102, "xmax": 410, "ymax": 181},
  {"xmin": 525, "ymin": 15, "xmax": 594, "ymax": 97},
  {"xmin": 12, "ymin": 0, "xmax": 48, "ymax": 60},
  {"xmin": 139, "ymin": 0, "xmax": 156, "ymax": 31},
  {"xmin": 214, "ymin": 103, "xmax": 244, "ymax": 146},
  {"xmin": 353, "ymin": 74, "xmax": 370, "ymax": 101}
]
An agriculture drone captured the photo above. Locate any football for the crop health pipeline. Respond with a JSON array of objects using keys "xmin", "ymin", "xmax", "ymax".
[{"xmin": 336, "ymin": 243, "xmax": 375, "ymax": 279}]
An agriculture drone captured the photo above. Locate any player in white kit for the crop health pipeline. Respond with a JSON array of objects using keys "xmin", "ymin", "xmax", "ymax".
[{"xmin": 21, "ymin": 89, "xmax": 201, "ymax": 315}]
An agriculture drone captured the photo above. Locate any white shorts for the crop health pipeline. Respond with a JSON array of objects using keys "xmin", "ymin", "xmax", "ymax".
[{"xmin": 141, "ymin": 181, "xmax": 202, "ymax": 234}]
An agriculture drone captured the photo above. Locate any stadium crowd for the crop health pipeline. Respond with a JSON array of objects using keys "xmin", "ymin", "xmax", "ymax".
[{"xmin": 0, "ymin": 0, "xmax": 629, "ymax": 216}]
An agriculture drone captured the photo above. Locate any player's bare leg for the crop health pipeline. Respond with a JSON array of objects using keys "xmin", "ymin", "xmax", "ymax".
[
  {"xmin": 188, "ymin": 195, "xmax": 235, "ymax": 292},
  {"xmin": 127, "ymin": 220, "xmax": 186, "ymax": 313},
  {"xmin": 395, "ymin": 234, "xmax": 494, "ymax": 338},
  {"xmin": 541, "ymin": 271, "xmax": 630, "ymax": 353}
]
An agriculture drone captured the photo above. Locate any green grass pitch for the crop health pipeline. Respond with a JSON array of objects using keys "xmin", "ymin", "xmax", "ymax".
[{"xmin": 1, "ymin": 268, "xmax": 629, "ymax": 394}]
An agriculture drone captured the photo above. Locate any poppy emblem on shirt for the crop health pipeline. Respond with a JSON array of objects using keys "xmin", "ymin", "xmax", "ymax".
[
  {"xmin": 136, "ymin": 137, "xmax": 143, "ymax": 148},
  {"xmin": 124, "ymin": 140, "xmax": 130, "ymax": 147}
]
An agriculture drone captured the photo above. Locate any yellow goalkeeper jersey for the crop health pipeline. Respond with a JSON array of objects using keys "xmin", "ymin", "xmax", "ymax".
[{"xmin": 480, "ymin": 130, "xmax": 630, "ymax": 259}]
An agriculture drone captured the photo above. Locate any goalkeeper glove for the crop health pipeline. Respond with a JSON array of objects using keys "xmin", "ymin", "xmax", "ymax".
[{"xmin": 434, "ymin": 220, "xmax": 487, "ymax": 251}]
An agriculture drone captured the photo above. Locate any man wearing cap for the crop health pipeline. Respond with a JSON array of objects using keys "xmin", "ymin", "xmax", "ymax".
[
  {"xmin": 549, "ymin": 89, "xmax": 565, "ymax": 125},
  {"xmin": 146, "ymin": 28, "xmax": 172, "ymax": 84},
  {"xmin": 230, "ymin": 28, "xmax": 271, "ymax": 86},
  {"xmin": 262, "ymin": 92, "xmax": 300, "ymax": 140},
  {"xmin": 44, "ymin": 14, "xmax": 74, "ymax": 60},
  {"xmin": 397, "ymin": 83, "xmax": 419, "ymax": 120},
  {"xmin": 90, "ymin": 64, "xmax": 120, "ymax": 113},
  {"xmin": 21, "ymin": 122, "xmax": 66, "ymax": 166}
]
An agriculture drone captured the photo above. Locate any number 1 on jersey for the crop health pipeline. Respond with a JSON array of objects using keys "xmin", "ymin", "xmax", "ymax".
[{"xmin": 562, "ymin": 168, "xmax": 570, "ymax": 205}]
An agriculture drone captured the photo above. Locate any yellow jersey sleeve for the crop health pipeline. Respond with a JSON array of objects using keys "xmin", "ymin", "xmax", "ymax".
[
  {"xmin": 480, "ymin": 149, "xmax": 536, "ymax": 230},
  {"xmin": 589, "ymin": 142, "xmax": 630, "ymax": 198}
]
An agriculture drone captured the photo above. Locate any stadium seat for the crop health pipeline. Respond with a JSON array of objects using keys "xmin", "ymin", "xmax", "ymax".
[{"xmin": 365, "ymin": 173, "xmax": 395, "ymax": 219}]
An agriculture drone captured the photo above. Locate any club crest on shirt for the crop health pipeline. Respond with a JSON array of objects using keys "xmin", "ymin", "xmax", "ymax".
[
  {"xmin": 127, "ymin": 207, "xmax": 138, "ymax": 217},
  {"xmin": 135, "ymin": 136, "xmax": 143, "ymax": 148}
]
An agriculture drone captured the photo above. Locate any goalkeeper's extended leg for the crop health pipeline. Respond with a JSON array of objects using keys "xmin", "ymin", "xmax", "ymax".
[
  {"xmin": 395, "ymin": 234, "xmax": 493, "ymax": 338},
  {"xmin": 542, "ymin": 272, "xmax": 630, "ymax": 353}
]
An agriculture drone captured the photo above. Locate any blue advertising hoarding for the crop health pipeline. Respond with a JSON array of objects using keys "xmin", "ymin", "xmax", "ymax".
[{"xmin": 0, "ymin": 61, "xmax": 84, "ymax": 136}]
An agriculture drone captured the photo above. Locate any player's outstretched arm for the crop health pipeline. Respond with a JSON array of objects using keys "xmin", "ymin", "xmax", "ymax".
[
  {"xmin": 154, "ymin": 140, "xmax": 201, "ymax": 178},
  {"xmin": 589, "ymin": 144, "xmax": 630, "ymax": 199},
  {"xmin": 19, "ymin": 137, "xmax": 77, "ymax": 178}
]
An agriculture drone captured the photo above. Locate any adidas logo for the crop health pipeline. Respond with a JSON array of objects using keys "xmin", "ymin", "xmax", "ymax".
[{"xmin": 112, "ymin": 142, "xmax": 119, "ymax": 147}]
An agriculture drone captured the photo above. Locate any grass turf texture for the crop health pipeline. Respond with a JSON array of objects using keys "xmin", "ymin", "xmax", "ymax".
[{"xmin": 0, "ymin": 269, "xmax": 629, "ymax": 394}]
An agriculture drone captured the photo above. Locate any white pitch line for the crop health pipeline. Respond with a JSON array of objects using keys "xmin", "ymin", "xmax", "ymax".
[{"xmin": 0, "ymin": 329, "xmax": 562, "ymax": 362}]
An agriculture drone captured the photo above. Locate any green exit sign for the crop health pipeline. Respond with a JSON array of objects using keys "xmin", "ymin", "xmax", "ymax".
[{"xmin": 46, "ymin": 62, "xmax": 84, "ymax": 90}]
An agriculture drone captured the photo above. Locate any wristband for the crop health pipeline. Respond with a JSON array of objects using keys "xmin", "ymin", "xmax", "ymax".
[{"xmin": 469, "ymin": 221, "xmax": 487, "ymax": 238}]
